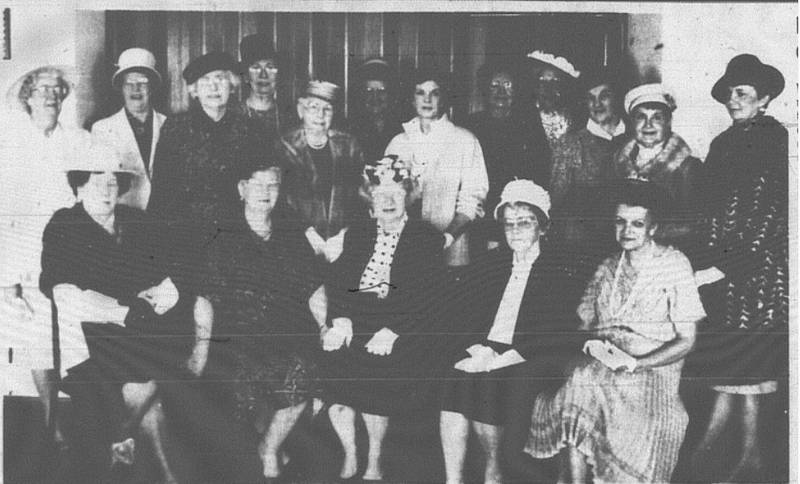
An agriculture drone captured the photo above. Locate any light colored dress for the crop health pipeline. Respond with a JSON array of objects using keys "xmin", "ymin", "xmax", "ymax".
[{"xmin": 526, "ymin": 245, "xmax": 705, "ymax": 483}]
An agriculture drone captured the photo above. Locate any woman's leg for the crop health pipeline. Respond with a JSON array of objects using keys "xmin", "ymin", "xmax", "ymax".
[
  {"xmin": 727, "ymin": 394, "xmax": 765, "ymax": 479},
  {"xmin": 259, "ymin": 401, "xmax": 308, "ymax": 478},
  {"xmin": 362, "ymin": 412, "xmax": 389, "ymax": 480},
  {"xmin": 560, "ymin": 445, "xmax": 588, "ymax": 484},
  {"xmin": 473, "ymin": 421, "xmax": 504, "ymax": 484},
  {"xmin": 328, "ymin": 403, "xmax": 358, "ymax": 479},
  {"xmin": 139, "ymin": 397, "xmax": 178, "ymax": 484},
  {"xmin": 32, "ymin": 368, "xmax": 63, "ymax": 443},
  {"xmin": 694, "ymin": 391, "xmax": 734, "ymax": 453},
  {"xmin": 440, "ymin": 410, "xmax": 470, "ymax": 484}
]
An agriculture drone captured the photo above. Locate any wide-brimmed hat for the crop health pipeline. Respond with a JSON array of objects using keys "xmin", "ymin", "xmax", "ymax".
[
  {"xmin": 111, "ymin": 48, "xmax": 161, "ymax": 88},
  {"xmin": 239, "ymin": 33, "xmax": 281, "ymax": 69},
  {"xmin": 356, "ymin": 58, "xmax": 393, "ymax": 82},
  {"xmin": 5, "ymin": 65, "xmax": 74, "ymax": 112},
  {"xmin": 66, "ymin": 144, "xmax": 137, "ymax": 174},
  {"xmin": 494, "ymin": 179, "xmax": 551, "ymax": 221},
  {"xmin": 526, "ymin": 50, "xmax": 581, "ymax": 80},
  {"xmin": 183, "ymin": 52, "xmax": 239, "ymax": 85},
  {"xmin": 301, "ymin": 80, "xmax": 341, "ymax": 105},
  {"xmin": 624, "ymin": 83, "xmax": 676, "ymax": 114},
  {"xmin": 711, "ymin": 54, "xmax": 785, "ymax": 104}
]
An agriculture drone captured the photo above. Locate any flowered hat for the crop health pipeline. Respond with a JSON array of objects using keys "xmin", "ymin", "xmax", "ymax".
[
  {"xmin": 526, "ymin": 50, "xmax": 581, "ymax": 79},
  {"xmin": 363, "ymin": 155, "xmax": 412, "ymax": 186}
]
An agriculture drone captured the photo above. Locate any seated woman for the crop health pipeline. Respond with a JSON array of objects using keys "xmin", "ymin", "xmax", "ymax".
[
  {"xmin": 526, "ymin": 179, "xmax": 706, "ymax": 483},
  {"xmin": 440, "ymin": 180, "xmax": 583, "ymax": 484},
  {"xmin": 321, "ymin": 156, "xmax": 444, "ymax": 481},
  {"xmin": 204, "ymin": 154, "xmax": 324, "ymax": 479},
  {"xmin": 40, "ymin": 144, "xmax": 212, "ymax": 483}
]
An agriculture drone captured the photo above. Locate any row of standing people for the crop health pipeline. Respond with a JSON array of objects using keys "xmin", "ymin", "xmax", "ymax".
[{"xmin": 0, "ymin": 33, "xmax": 788, "ymax": 483}]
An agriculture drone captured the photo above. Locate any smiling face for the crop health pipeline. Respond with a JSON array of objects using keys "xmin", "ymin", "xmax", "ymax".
[
  {"xmin": 238, "ymin": 168, "xmax": 281, "ymax": 215},
  {"xmin": 121, "ymin": 71, "xmax": 153, "ymax": 115},
  {"xmin": 487, "ymin": 71, "xmax": 514, "ymax": 116},
  {"xmin": 502, "ymin": 203, "xmax": 543, "ymax": 254},
  {"xmin": 247, "ymin": 59, "xmax": 278, "ymax": 96},
  {"xmin": 725, "ymin": 84, "xmax": 769, "ymax": 124},
  {"xmin": 586, "ymin": 83, "xmax": 616, "ymax": 125},
  {"xmin": 371, "ymin": 182, "xmax": 408, "ymax": 226},
  {"xmin": 26, "ymin": 72, "xmax": 65, "ymax": 122},
  {"xmin": 193, "ymin": 70, "xmax": 232, "ymax": 111},
  {"xmin": 363, "ymin": 79, "xmax": 390, "ymax": 116},
  {"xmin": 614, "ymin": 204, "xmax": 657, "ymax": 252},
  {"xmin": 79, "ymin": 172, "xmax": 120, "ymax": 218},
  {"xmin": 299, "ymin": 97, "xmax": 334, "ymax": 134},
  {"xmin": 413, "ymin": 80, "xmax": 443, "ymax": 120},
  {"xmin": 632, "ymin": 105, "xmax": 670, "ymax": 149}
]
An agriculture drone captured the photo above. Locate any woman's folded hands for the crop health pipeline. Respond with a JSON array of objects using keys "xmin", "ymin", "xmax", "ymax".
[
  {"xmin": 323, "ymin": 317, "xmax": 354, "ymax": 351},
  {"xmin": 454, "ymin": 344, "xmax": 525, "ymax": 373}
]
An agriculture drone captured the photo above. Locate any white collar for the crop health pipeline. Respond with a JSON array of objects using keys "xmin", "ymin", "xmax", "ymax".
[
  {"xmin": 402, "ymin": 113, "xmax": 452, "ymax": 136},
  {"xmin": 586, "ymin": 118, "xmax": 625, "ymax": 141},
  {"xmin": 377, "ymin": 213, "xmax": 408, "ymax": 234}
]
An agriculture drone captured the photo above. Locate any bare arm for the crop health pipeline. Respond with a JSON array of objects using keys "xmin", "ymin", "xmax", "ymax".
[
  {"xmin": 634, "ymin": 321, "xmax": 697, "ymax": 370},
  {"xmin": 52, "ymin": 283, "xmax": 130, "ymax": 326},
  {"xmin": 185, "ymin": 295, "xmax": 213, "ymax": 377}
]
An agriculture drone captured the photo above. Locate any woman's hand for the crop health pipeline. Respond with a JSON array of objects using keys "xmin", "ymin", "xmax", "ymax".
[
  {"xmin": 184, "ymin": 348, "xmax": 208, "ymax": 377},
  {"xmin": 365, "ymin": 327, "xmax": 398, "ymax": 356},
  {"xmin": 323, "ymin": 317, "xmax": 353, "ymax": 351},
  {"xmin": 305, "ymin": 227, "xmax": 326, "ymax": 257},
  {"xmin": 324, "ymin": 228, "xmax": 347, "ymax": 263},
  {"xmin": 592, "ymin": 325, "xmax": 634, "ymax": 343},
  {"xmin": 454, "ymin": 345, "xmax": 497, "ymax": 372},
  {"xmin": 137, "ymin": 277, "xmax": 179, "ymax": 315},
  {"xmin": 488, "ymin": 349, "xmax": 525, "ymax": 371},
  {"xmin": 694, "ymin": 266, "xmax": 725, "ymax": 287}
]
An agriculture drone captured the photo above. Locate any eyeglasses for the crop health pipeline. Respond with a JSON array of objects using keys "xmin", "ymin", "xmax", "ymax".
[
  {"xmin": 123, "ymin": 81, "xmax": 150, "ymax": 90},
  {"xmin": 489, "ymin": 81, "xmax": 513, "ymax": 91},
  {"xmin": 503, "ymin": 217, "xmax": 537, "ymax": 231},
  {"xmin": 249, "ymin": 63, "xmax": 278, "ymax": 72},
  {"xmin": 196, "ymin": 74, "xmax": 231, "ymax": 88},
  {"xmin": 31, "ymin": 85, "xmax": 64, "ymax": 96},
  {"xmin": 303, "ymin": 102, "xmax": 334, "ymax": 116}
]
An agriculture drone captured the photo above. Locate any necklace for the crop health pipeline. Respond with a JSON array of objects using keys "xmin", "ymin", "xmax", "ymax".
[
  {"xmin": 306, "ymin": 131, "xmax": 328, "ymax": 149},
  {"xmin": 606, "ymin": 243, "xmax": 657, "ymax": 320}
]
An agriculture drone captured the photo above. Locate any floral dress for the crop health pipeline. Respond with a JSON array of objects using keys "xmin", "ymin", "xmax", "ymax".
[{"xmin": 526, "ymin": 245, "xmax": 705, "ymax": 483}]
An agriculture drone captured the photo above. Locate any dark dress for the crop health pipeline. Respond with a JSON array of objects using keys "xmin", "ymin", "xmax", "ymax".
[
  {"xmin": 691, "ymin": 114, "xmax": 789, "ymax": 387},
  {"xmin": 440, "ymin": 247, "xmax": 584, "ymax": 425},
  {"xmin": 321, "ymin": 218, "xmax": 445, "ymax": 416},
  {"xmin": 205, "ymin": 208, "xmax": 323, "ymax": 422},
  {"xmin": 349, "ymin": 114, "xmax": 403, "ymax": 164}
]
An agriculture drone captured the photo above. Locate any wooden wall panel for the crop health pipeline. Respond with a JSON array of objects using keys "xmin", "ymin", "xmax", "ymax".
[{"xmin": 275, "ymin": 12, "xmax": 310, "ymax": 106}]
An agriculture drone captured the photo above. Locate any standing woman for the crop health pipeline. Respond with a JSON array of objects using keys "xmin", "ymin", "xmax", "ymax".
[
  {"xmin": 691, "ymin": 54, "xmax": 788, "ymax": 482},
  {"xmin": 384, "ymin": 69, "xmax": 488, "ymax": 272},
  {"xmin": 239, "ymin": 33, "xmax": 286, "ymax": 142},
  {"xmin": 149, "ymin": 52, "xmax": 258, "ymax": 272},
  {"xmin": 349, "ymin": 58, "xmax": 403, "ymax": 163},
  {"xmin": 525, "ymin": 51, "xmax": 582, "ymax": 147},
  {"xmin": 321, "ymin": 157, "xmax": 444, "ymax": 481}
]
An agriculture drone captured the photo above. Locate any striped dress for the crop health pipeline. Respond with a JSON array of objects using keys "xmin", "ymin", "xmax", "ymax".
[{"xmin": 526, "ymin": 245, "xmax": 705, "ymax": 483}]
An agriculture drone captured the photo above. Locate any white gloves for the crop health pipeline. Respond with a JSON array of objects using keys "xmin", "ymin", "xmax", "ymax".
[
  {"xmin": 454, "ymin": 344, "xmax": 526, "ymax": 373},
  {"xmin": 137, "ymin": 277, "xmax": 179, "ymax": 315},
  {"xmin": 365, "ymin": 327, "xmax": 399, "ymax": 356},
  {"xmin": 306, "ymin": 227, "xmax": 348, "ymax": 263},
  {"xmin": 323, "ymin": 317, "xmax": 354, "ymax": 351},
  {"xmin": 583, "ymin": 339, "xmax": 637, "ymax": 372}
]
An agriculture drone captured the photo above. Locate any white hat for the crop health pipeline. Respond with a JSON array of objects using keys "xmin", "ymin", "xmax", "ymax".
[
  {"xmin": 494, "ymin": 179, "xmax": 551, "ymax": 220},
  {"xmin": 66, "ymin": 143, "xmax": 137, "ymax": 174},
  {"xmin": 5, "ymin": 65, "xmax": 74, "ymax": 113},
  {"xmin": 111, "ymin": 48, "xmax": 161, "ymax": 88},
  {"xmin": 624, "ymin": 83, "xmax": 676, "ymax": 114}
]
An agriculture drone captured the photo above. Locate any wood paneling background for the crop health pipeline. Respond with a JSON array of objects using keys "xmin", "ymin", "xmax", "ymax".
[{"xmin": 102, "ymin": 11, "xmax": 626, "ymax": 126}]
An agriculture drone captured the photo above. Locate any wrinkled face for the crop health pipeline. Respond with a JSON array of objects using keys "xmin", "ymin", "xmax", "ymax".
[
  {"xmin": 238, "ymin": 168, "xmax": 281, "ymax": 214},
  {"xmin": 488, "ymin": 71, "xmax": 514, "ymax": 114},
  {"xmin": 363, "ymin": 79, "xmax": 389, "ymax": 116},
  {"xmin": 614, "ymin": 204, "xmax": 656, "ymax": 252},
  {"xmin": 535, "ymin": 67, "xmax": 564, "ymax": 111},
  {"xmin": 26, "ymin": 72, "xmax": 65, "ymax": 121},
  {"xmin": 371, "ymin": 182, "xmax": 407, "ymax": 226},
  {"xmin": 586, "ymin": 83, "xmax": 616, "ymax": 125},
  {"xmin": 121, "ymin": 71, "xmax": 152, "ymax": 115},
  {"xmin": 247, "ymin": 59, "xmax": 278, "ymax": 96},
  {"xmin": 299, "ymin": 97, "xmax": 334, "ymax": 133},
  {"xmin": 79, "ymin": 172, "xmax": 119, "ymax": 218},
  {"xmin": 413, "ymin": 80, "xmax": 442, "ymax": 120},
  {"xmin": 725, "ymin": 84, "xmax": 769, "ymax": 124},
  {"xmin": 632, "ymin": 106, "xmax": 669, "ymax": 149},
  {"xmin": 503, "ymin": 204, "xmax": 543, "ymax": 254},
  {"xmin": 194, "ymin": 70, "xmax": 232, "ymax": 111}
]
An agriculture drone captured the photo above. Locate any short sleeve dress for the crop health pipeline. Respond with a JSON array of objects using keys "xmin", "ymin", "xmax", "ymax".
[{"xmin": 526, "ymin": 245, "xmax": 705, "ymax": 483}]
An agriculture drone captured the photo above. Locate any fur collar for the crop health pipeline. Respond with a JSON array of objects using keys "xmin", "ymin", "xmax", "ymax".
[{"xmin": 614, "ymin": 133, "xmax": 693, "ymax": 178}]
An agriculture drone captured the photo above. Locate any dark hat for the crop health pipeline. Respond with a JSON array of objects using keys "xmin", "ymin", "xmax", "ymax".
[
  {"xmin": 302, "ymin": 80, "xmax": 341, "ymax": 104},
  {"xmin": 711, "ymin": 54, "xmax": 784, "ymax": 103},
  {"xmin": 240, "ymin": 33, "xmax": 280, "ymax": 68},
  {"xmin": 356, "ymin": 58, "xmax": 393, "ymax": 82},
  {"xmin": 183, "ymin": 52, "xmax": 239, "ymax": 85}
]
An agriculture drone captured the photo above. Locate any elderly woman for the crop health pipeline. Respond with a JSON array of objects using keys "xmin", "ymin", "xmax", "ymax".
[
  {"xmin": 384, "ymin": 69, "xmax": 488, "ymax": 271},
  {"xmin": 39, "ymin": 144, "xmax": 211, "ymax": 483},
  {"xmin": 611, "ymin": 84, "xmax": 704, "ymax": 257},
  {"xmin": 464, "ymin": 61, "xmax": 551, "ymax": 253},
  {"xmin": 321, "ymin": 156, "xmax": 444, "ymax": 480},
  {"xmin": 239, "ymin": 33, "xmax": 286, "ymax": 141},
  {"xmin": 0, "ymin": 64, "xmax": 90, "ymax": 447},
  {"xmin": 526, "ymin": 180, "xmax": 706, "ymax": 483},
  {"xmin": 278, "ymin": 80, "xmax": 365, "ymax": 262},
  {"xmin": 204, "ymin": 154, "xmax": 324, "ymax": 479},
  {"xmin": 691, "ymin": 55, "xmax": 788, "ymax": 482},
  {"xmin": 440, "ymin": 180, "xmax": 583, "ymax": 484},
  {"xmin": 149, "ymin": 52, "xmax": 260, "ymax": 267},
  {"xmin": 349, "ymin": 58, "xmax": 404, "ymax": 163},
  {"xmin": 526, "ymin": 51, "xmax": 582, "ymax": 147}
]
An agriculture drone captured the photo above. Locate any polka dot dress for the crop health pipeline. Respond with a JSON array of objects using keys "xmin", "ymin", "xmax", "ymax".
[{"xmin": 358, "ymin": 219, "xmax": 406, "ymax": 299}]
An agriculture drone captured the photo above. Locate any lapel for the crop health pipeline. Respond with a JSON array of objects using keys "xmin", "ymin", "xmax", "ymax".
[{"xmin": 149, "ymin": 111, "xmax": 166, "ymax": 176}]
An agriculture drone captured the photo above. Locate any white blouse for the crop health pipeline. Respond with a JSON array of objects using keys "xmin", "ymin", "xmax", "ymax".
[{"xmin": 487, "ymin": 246, "xmax": 540, "ymax": 345}]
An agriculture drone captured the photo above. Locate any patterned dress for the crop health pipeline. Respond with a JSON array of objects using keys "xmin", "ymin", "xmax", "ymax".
[{"xmin": 526, "ymin": 245, "xmax": 705, "ymax": 483}]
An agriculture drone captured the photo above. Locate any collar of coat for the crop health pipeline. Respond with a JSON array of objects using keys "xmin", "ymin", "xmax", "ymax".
[
  {"xmin": 615, "ymin": 132, "xmax": 693, "ymax": 176},
  {"xmin": 401, "ymin": 113, "xmax": 454, "ymax": 137}
]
